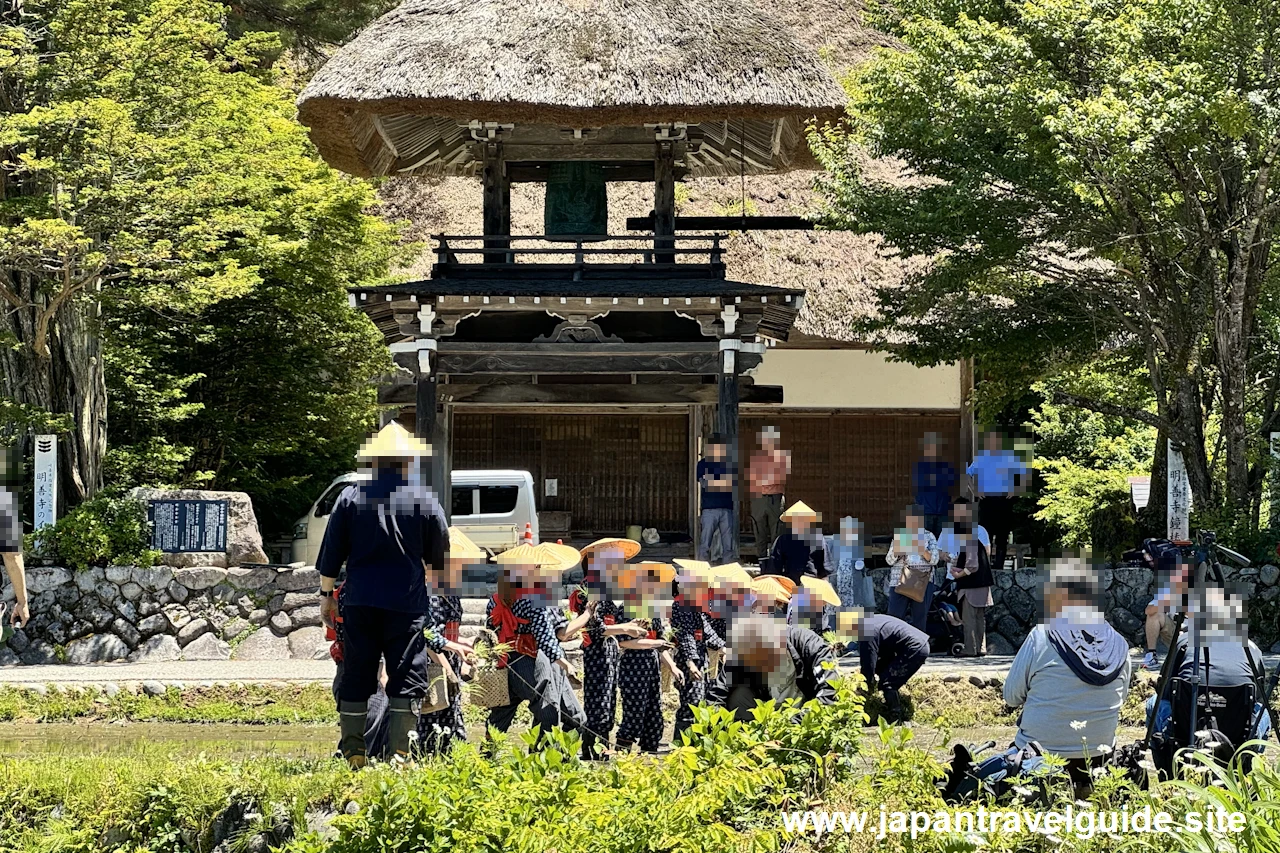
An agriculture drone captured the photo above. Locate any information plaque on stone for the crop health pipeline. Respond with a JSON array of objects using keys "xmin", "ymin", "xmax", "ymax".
[{"xmin": 148, "ymin": 499, "xmax": 230, "ymax": 553}]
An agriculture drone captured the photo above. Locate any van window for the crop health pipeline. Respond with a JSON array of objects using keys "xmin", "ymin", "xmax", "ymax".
[
  {"xmin": 452, "ymin": 486, "xmax": 475, "ymax": 517},
  {"xmin": 314, "ymin": 481, "xmax": 350, "ymax": 517},
  {"xmin": 477, "ymin": 485, "xmax": 519, "ymax": 515}
]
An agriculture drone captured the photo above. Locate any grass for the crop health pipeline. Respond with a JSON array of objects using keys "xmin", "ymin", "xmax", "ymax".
[{"xmin": 0, "ymin": 683, "xmax": 335, "ymax": 724}]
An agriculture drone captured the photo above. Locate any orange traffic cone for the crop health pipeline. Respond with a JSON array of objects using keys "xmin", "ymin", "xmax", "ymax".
[{"xmin": 523, "ymin": 522, "xmax": 534, "ymax": 544}]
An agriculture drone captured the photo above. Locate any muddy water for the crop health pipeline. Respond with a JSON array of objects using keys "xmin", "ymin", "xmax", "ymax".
[{"xmin": 0, "ymin": 722, "xmax": 336, "ymax": 758}]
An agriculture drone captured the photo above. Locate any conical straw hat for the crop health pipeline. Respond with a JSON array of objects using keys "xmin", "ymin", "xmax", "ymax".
[
  {"xmin": 447, "ymin": 527, "xmax": 487, "ymax": 560},
  {"xmin": 713, "ymin": 562, "xmax": 753, "ymax": 587},
  {"xmin": 621, "ymin": 560, "xmax": 676, "ymax": 589},
  {"xmin": 780, "ymin": 500, "xmax": 818, "ymax": 521},
  {"xmin": 800, "ymin": 575, "xmax": 841, "ymax": 607},
  {"xmin": 751, "ymin": 575, "xmax": 794, "ymax": 604},
  {"xmin": 673, "ymin": 558, "xmax": 716, "ymax": 584},
  {"xmin": 541, "ymin": 542, "xmax": 585, "ymax": 572},
  {"xmin": 494, "ymin": 542, "xmax": 569, "ymax": 575},
  {"xmin": 580, "ymin": 537, "xmax": 642, "ymax": 559},
  {"xmin": 356, "ymin": 422, "xmax": 431, "ymax": 460}
]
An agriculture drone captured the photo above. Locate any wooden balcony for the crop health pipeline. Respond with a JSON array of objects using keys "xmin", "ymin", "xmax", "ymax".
[{"xmin": 430, "ymin": 233, "xmax": 727, "ymax": 281}]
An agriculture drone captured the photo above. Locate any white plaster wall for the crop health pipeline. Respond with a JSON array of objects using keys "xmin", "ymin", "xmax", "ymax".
[{"xmin": 749, "ymin": 349, "xmax": 962, "ymax": 409}]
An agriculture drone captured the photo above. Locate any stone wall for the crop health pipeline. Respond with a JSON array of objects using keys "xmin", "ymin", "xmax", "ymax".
[
  {"xmin": 867, "ymin": 561, "xmax": 1280, "ymax": 655},
  {"xmin": 0, "ymin": 564, "xmax": 328, "ymax": 666}
]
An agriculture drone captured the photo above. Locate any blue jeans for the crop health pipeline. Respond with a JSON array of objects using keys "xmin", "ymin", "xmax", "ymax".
[
  {"xmin": 887, "ymin": 584, "xmax": 934, "ymax": 633},
  {"xmin": 699, "ymin": 508, "xmax": 735, "ymax": 564}
]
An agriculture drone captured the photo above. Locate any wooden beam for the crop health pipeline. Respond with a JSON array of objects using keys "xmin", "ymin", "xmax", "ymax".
[
  {"xmin": 498, "ymin": 142, "xmax": 687, "ymax": 162},
  {"xmin": 654, "ymin": 141, "xmax": 676, "ymax": 264},
  {"xmin": 390, "ymin": 383, "xmax": 784, "ymax": 405},
  {"xmin": 507, "ymin": 163, "xmax": 691, "ymax": 184},
  {"xmin": 626, "ymin": 215, "xmax": 816, "ymax": 231},
  {"xmin": 482, "ymin": 142, "xmax": 509, "ymax": 264}
]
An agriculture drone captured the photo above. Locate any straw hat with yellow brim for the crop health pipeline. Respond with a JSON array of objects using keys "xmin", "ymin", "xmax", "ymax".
[
  {"xmin": 494, "ymin": 543, "xmax": 568, "ymax": 575},
  {"xmin": 799, "ymin": 576, "xmax": 841, "ymax": 607},
  {"xmin": 750, "ymin": 575, "xmax": 795, "ymax": 604},
  {"xmin": 779, "ymin": 501, "xmax": 818, "ymax": 522},
  {"xmin": 447, "ymin": 526, "xmax": 487, "ymax": 561},
  {"xmin": 356, "ymin": 421, "xmax": 431, "ymax": 460},
  {"xmin": 672, "ymin": 558, "xmax": 716, "ymax": 581},
  {"xmin": 621, "ymin": 560, "xmax": 677, "ymax": 588},
  {"xmin": 579, "ymin": 537, "xmax": 642, "ymax": 560},
  {"xmin": 713, "ymin": 562, "xmax": 753, "ymax": 587}
]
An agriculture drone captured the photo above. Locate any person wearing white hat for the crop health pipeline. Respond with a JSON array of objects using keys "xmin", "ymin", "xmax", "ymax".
[{"xmin": 316, "ymin": 422, "xmax": 449, "ymax": 768}]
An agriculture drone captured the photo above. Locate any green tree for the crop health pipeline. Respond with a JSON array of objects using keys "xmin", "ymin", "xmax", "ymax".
[
  {"xmin": 815, "ymin": 0, "xmax": 1280, "ymax": 527},
  {"xmin": 0, "ymin": 0, "xmax": 396, "ymax": 513}
]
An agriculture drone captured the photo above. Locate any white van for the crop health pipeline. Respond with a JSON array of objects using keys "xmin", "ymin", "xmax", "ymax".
[{"xmin": 292, "ymin": 470, "xmax": 538, "ymax": 565}]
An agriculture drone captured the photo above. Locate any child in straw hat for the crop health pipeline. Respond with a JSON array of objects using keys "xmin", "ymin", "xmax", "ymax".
[
  {"xmin": 415, "ymin": 528, "xmax": 485, "ymax": 756},
  {"xmin": 485, "ymin": 545, "xmax": 586, "ymax": 738},
  {"xmin": 670, "ymin": 560, "xmax": 726, "ymax": 737},
  {"xmin": 571, "ymin": 538, "xmax": 650, "ymax": 759},
  {"xmin": 615, "ymin": 561, "xmax": 680, "ymax": 754}
]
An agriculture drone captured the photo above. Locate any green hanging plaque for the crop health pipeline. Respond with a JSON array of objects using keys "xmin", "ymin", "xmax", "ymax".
[{"xmin": 544, "ymin": 162, "xmax": 608, "ymax": 241}]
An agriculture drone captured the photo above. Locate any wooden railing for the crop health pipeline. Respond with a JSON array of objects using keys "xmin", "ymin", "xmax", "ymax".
[{"xmin": 431, "ymin": 234, "xmax": 727, "ymax": 279}]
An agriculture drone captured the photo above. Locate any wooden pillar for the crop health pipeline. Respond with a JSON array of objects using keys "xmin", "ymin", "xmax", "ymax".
[
  {"xmin": 654, "ymin": 141, "xmax": 675, "ymax": 264},
  {"xmin": 482, "ymin": 141, "xmax": 509, "ymax": 263},
  {"xmin": 436, "ymin": 402, "xmax": 453, "ymax": 523},
  {"xmin": 717, "ymin": 343, "xmax": 741, "ymax": 559},
  {"xmin": 415, "ymin": 349, "xmax": 451, "ymax": 517}
]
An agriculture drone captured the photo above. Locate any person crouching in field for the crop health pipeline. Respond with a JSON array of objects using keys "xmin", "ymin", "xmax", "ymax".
[
  {"xmin": 670, "ymin": 559, "xmax": 726, "ymax": 739},
  {"xmin": 709, "ymin": 614, "xmax": 837, "ymax": 717},
  {"xmin": 614, "ymin": 561, "xmax": 681, "ymax": 754},
  {"xmin": 486, "ymin": 544, "xmax": 586, "ymax": 739},
  {"xmin": 414, "ymin": 527, "xmax": 485, "ymax": 756},
  {"xmin": 705, "ymin": 563, "xmax": 755, "ymax": 700},
  {"xmin": 571, "ymin": 538, "xmax": 650, "ymax": 759},
  {"xmin": 317, "ymin": 422, "xmax": 449, "ymax": 768},
  {"xmin": 842, "ymin": 609, "xmax": 930, "ymax": 724}
]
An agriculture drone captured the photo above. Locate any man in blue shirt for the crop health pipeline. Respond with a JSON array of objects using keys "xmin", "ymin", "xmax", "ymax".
[
  {"xmin": 912, "ymin": 432, "xmax": 956, "ymax": 535},
  {"xmin": 317, "ymin": 422, "xmax": 449, "ymax": 767},
  {"xmin": 965, "ymin": 430, "xmax": 1028, "ymax": 572},
  {"xmin": 696, "ymin": 434, "xmax": 736, "ymax": 565}
]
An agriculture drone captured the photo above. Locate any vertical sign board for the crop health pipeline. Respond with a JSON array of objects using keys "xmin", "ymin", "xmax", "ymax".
[
  {"xmin": 33, "ymin": 435, "xmax": 57, "ymax": 531},
  {"xmin": 148, "ymin": 499, "xmax": 230, "ymax": 553},
  {"xmin": 1167, "ymin": 438, "xmax": 1192, "ymax": 541},
  {"xmin": 1271, "ymin": 432, "xmax": 1280, "ymax": 530}
]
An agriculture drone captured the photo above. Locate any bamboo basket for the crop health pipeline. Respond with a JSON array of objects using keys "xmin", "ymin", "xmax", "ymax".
[
  {"xmin": 421, "ymin": 649, "xmax": 456, "ymax": 714},
  {"xmin": 707, "ymin": 647, "xmax": 725, "ymax": 680},
  {"xmin": 469, "ymin": 628, "xmax": 511, "ymax": 709}
]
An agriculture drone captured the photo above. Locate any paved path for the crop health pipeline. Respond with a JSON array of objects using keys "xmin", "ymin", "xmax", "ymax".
[
  {"xmin": 3, "ymin": 651, "xmax": 1274, "ymax": 689},
  {"xmin": 0, "ymin": 659, "xmax": 334, "ymax": 686}
]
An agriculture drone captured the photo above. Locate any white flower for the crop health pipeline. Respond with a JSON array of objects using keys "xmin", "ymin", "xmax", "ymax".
[
  {"xmin": 1070, "ymin": 720, "xmax": 1087, "ymax": 731},
  {"xmin": 1013, "ymin": 785, "xmax": 1036, "ymax": 797},
  {"xmin": 1091, "ymin": 766, "xmax": 1109, "ymax": 778},
  {"xmin": 1096, "ymin": 743, "xmax": 1113, "ymax": 755}
]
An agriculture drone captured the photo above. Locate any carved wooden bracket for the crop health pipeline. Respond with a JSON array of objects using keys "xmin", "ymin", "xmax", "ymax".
[{"xmin": 533, "ymin": 318, "xmax": 622, "ymax": 344}]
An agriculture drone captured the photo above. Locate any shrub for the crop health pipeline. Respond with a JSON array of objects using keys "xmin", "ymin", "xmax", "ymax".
[{"xmin": 23, "ymin": 493, "xmax": 159, "ymax": 570}]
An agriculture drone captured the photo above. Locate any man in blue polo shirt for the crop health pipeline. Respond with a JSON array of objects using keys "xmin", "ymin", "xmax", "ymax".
[
  {"xmin": 317, "ymin": 422, "xmax": 449, "ymax": 767},
  {"xmin": 966, "ymin": 430, "xmax": 1028, "ymax": 572}
]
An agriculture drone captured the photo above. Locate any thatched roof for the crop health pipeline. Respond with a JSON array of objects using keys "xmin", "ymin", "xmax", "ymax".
[
  {"xmin": 298, "ymin": 0, "xmax": 846, "ymax": 178},
  {"xmin": 368, "ymin": 0, "xmax": 914, "ymax": 343}
]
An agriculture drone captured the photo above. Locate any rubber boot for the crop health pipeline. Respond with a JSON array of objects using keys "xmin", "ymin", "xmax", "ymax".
[
  {"xmin": 387, "ymin": 697, "xmax": 418, "ymax": 760},
  {"xmin": 338, "ymin": 700, "xmax": 369, "ymax": 769},
  {"xmin": 881, "ymin": 687, "xmax": 903, "ymax": 724}
]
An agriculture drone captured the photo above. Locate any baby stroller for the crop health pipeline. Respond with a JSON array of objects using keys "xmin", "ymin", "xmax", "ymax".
[{"xmin": 926, "ymin": 577, "xmax": 966, "ymax": 657}]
